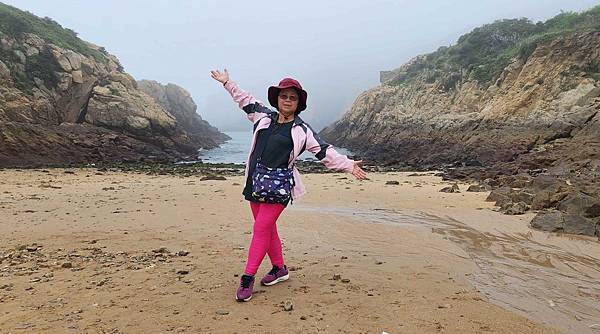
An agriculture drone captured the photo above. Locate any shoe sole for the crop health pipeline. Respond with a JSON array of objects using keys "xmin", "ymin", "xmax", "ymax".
[
  {"xmin": 261, "ymin": 273, "xmax": 289, "ymax": 286},
  {"xmin": 235, "ymin": 294, "xmax": 252, "ymax": 302}
]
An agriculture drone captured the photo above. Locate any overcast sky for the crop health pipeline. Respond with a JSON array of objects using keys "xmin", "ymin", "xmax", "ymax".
[{"xmin": 4, "ymin": 0, "xmax": 599, "ymax": 131}]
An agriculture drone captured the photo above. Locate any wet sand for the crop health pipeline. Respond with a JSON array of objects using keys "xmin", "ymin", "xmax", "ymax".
[{"xmin": 0, "ymin": 169, "xmax": 598, "ymax": 333}]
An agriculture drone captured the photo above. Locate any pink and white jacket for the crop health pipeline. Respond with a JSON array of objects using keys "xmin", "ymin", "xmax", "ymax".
[{"xmin": 224, "ymin": 81, "xmax": 356, "ymax": 201}]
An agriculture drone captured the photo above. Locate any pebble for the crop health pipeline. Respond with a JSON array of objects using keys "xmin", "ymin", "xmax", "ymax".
[
  {"xmin": 283, "ymin": 301, "xmax": 293, "ymax": 311},
  {"xmin": 216, "ymin": 309, "xmax": 229, "ymax": 315},
  {"xmin": 176, "ymin": 269, "xmax": 189, "ymax": 275},
  {"xmin": 341, "ymin": 279, "xmax": 350, "ymax": 283},
  {"xmin": 61, "ymin": 262, "xmax": 73, "ymax": 268},
  {"xmin": 333, "ymin": 274, "xmax": 341, "ymax": 281}
]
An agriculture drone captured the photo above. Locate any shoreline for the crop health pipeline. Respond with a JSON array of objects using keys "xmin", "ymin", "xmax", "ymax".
[{"xmin": 2, "ymin": 169, "xmax": 599, "ymax": 332}]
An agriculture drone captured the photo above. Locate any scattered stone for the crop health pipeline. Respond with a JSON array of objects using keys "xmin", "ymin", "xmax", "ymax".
[
  {"xmin": 333, "ymin": 274, "xmax": 341, "ymax": 281},
  {"xmin": 215, "ymin": 309, "xmax": 229, "ymax": 315},
  {"xmin": 61, "ymin": 262, "xmax": 73, "ymax": 269},
  {"xmin": 341, "ymin": 279, "xmax": 351, "ymax": 283},
  {"xmin": 200, "ymin": 175, "xmax": 227, "ymax": 181},
  {"xmin": 375, "ymin": 261, "xmax": 384, "ymax": 265},
  {"xmin": 440, "ymin": 184, "xmax": 460, "ymax": 193},
  {"xmin": 385, "ymin": 181, "xmax": 399, "ymax": 185},
  {"xmin": 300, "ymin": 316, "xmax": 307, "ymax": 320},
  {"xmin": 502, "ymin": 202, "xmax": 529, "ymax": 215},
  {"xmin": 152, "ymin": 247, "xmax": 170, "ymax": 254},
  {"xmin": 283, "ymin": 301, "xmax": 293, "ymax": 311},
  {"xmin": 466, "ymin": 185, "xmax": 487, "ymax": 192},
  {"xmin": 176, "ymin": 269, "xmax": 189, "ymax": 275},
  {"xmin": 177, "ymin": 250, "xmax": 190, "ymax": 256}
]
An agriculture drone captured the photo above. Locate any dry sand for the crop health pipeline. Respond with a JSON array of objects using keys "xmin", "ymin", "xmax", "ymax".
[{"xmin": 1, "ymin": 168, "xmax": 599, "ymax": 333}]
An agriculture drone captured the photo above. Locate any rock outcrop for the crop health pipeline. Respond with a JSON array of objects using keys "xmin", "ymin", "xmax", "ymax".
[
  {"xmin": 137, "ymin": 80, "xmax": 229, "ymax": 147},
  {"xmin": 0, "ymin": 3, "xmax": 227, "ymax": 167},
  {"xmin": 321, "ymin": 9, "xmax": 600, "ymax": 238}
]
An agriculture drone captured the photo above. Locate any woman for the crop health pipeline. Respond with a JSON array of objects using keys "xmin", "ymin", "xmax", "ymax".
[{"xmin": 210, "ymin": 69, "xmax": 367, "ymax": 302}]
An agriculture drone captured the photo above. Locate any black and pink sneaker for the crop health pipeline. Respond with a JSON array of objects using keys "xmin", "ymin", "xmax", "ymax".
[
  {"xmin": 260, "ymin": 265, "xmax": 289, "ymax": 286},
  {"xmin": 236, "ymin": 274, "xmax": 255, "ymax": 302}
]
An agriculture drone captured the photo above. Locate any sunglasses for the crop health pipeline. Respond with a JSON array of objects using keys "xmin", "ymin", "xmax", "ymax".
[{"xmin": 278, "ymin": 94, "xmax": 298, "ymax": 102}]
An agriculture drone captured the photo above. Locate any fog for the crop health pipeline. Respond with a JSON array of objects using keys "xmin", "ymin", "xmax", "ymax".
[{"xmin": 4, "ymin": 0, "xmax": 599, "ymax": 131}]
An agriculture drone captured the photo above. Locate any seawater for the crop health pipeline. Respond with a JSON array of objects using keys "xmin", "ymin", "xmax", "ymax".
[{"xmin": 198, "ymin": 130, "xmax": 354, "ymax": 164}]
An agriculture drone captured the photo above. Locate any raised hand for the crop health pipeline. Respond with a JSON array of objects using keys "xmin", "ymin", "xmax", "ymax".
[
  {"xmin": 210, "ymin": 69, "xmax": 230, "ymax": 84},
  {"xmin": 351, "ymin": 160, "xmax": 367, "ymax": 180}
]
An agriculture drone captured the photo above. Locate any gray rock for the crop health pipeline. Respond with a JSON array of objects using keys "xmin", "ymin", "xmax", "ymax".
[
  {"xmin": 71, "ymin": 70, "xmax": 83, "ymax": 84},
  {"xmin": 563, "ymin": 214, "xmax": 597, "ymax": 236},
  {"xmin": 503, "ymin": 202, "xmax": 529, "ymax": 215},
  {"xmin": 466, "ymin": 185, "xmax": 487, "ymax": 192},
  {"xmin": 558, "ymin": 192, "xmax": 600, "ymax": 217},
  {"xmin": 486, "ymin": 187, "xmax": 512, "ymax": 206},
  {"xmin": 440, "ymin": 184, "xmax": 460, "ymax": 193},
  {"xmin": 13, "ymin": 49, "xmax": 26, "ymax": 63},
  {"xmin": 64, "ymin": 51, "xmax": 82, "ymax": 70},
  {"xmin": 0, "ymin": 60, "xmax": 10, "ymax": 81},
  {"xmin": 530, "ymin": 210, "xmax": 564, "ymax": 232},
  {"xmin": 510, "ymin": 191, "xmax": 535, "ymax": 205}
]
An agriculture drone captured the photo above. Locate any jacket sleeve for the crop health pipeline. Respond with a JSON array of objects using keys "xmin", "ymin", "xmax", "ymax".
[
  {"xmin": 305, "ymin": 125, "xmax": 355, "ymax": 173},
  {"xmin": 223, "ymin": 81, "xmax": 272, "ymax": 123}
]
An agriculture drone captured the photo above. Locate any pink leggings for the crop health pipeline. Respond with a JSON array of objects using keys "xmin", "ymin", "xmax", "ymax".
[{"xmin": 244, "ymin": 202, "xmax": 285, "ymax": 276}]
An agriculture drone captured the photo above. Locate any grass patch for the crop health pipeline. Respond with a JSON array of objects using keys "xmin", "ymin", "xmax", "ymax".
[
  {"xmin": 390, "ymin": 5, "xmax": 600, "ymax": 88},
  {"xmin": 0, "ymin": 2, "xmax": 107, "ymax": 64}
]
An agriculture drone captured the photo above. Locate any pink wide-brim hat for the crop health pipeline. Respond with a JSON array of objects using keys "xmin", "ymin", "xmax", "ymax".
[{"xmin": 268, "ymin": 77, "xmax": 308, "ymax": 112}]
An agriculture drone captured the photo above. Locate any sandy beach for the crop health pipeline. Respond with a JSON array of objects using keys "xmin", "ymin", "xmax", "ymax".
[{"xmin": 1, "ymin": 168, "xmax": 599, "ymax": 333}]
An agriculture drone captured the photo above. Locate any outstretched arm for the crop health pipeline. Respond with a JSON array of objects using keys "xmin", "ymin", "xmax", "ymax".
[
  {"xmin": 210, "ymin": 69, "xmax": 272, "ymax": 123},
  {"xmin": 304, "ymin": 125, "xmax": 367, "ymax": 180}
]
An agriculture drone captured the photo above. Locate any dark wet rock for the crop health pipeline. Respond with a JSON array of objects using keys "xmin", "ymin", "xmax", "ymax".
[
  {"xmin": 530, "ymin": 210, "xmax": 564, "ymax": 232},
  {"xmin": 557, "ymin": 192, "xmax": 600, "ymax": 218},
  {"xmin": 177, "ymin": 250, "xmax": 190, "ymax": 256},
  {"xmin": 531, "ymin": 210, "xmax": 598, "ymax": 236},
  {"xmin": 563, "ymin": 214, "xmax": 597, "ymax": 236}
]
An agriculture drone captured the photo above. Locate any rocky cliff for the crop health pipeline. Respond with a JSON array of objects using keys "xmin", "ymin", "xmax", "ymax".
[
  {"xmin": 0, "ymin": 3, "xmax": 227, "ymax": 167},
  {"xmin": 137, "ymin": 80, "xmax": 229, "ymax": 146},
  {"xmin": 321, "ymin": 8, "xmax": 600, "ymax": 237}
]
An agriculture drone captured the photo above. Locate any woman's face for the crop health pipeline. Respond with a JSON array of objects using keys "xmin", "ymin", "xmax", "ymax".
[{"xmin": 278, "ymin": 88, "xmax": 299, "ymax": 116}]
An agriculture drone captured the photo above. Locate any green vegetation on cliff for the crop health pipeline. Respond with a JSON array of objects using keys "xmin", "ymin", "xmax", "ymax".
[
  {"xmin": 391, "ymin": 5, "xmax": 600, "ymax": 87},
  {"xmin": 0, "ymin": 2, "xmax": 106, "ymax": 62}
]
